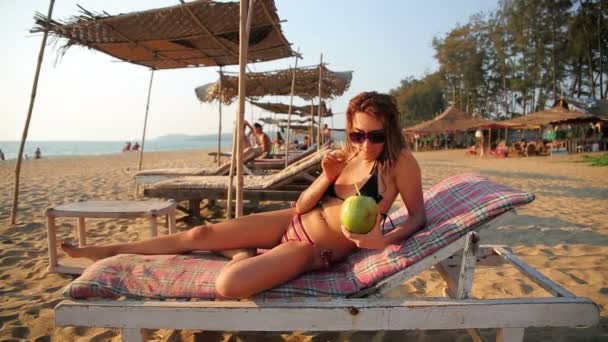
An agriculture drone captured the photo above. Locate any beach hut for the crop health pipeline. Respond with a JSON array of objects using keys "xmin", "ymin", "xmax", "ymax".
[
  {"xmin": 499, "ymin": 99, "xmax": 601, "ymax": 154},
  {"xmin": 11, "ymin": 0, "xmax": 294, "ymax": 223},
  {"xmin": 404, "ymin": 106, "xmax": 496, "ymax": 150}
]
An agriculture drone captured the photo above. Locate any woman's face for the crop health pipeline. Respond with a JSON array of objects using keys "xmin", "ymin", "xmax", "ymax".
[{"xmin": 351, "ymin": 111, "xmax": 385, "ymax": 161}]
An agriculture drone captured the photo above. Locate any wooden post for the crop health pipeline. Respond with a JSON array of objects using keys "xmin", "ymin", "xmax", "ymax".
[
  {"xmin": 217, "ymin": 67, "xmax": 223, "ymax": 166},
  {"xmin": 234, "ymin": 0, "xmax": 253, "ymax": 218},
  {"xmin": 226, "ymin": 119, "xmax": 238, "ymax": 219},
  {"xmin": 77, "ymin": 218, "xmax": 86, "ymax": 247},
  {"xmin": 137, "ymin": 69, "xmax": 155, "ymax": 171},
  {"xmin": 284, "ymin": 48, "xmax": 300, "ymax": 168},
  {"xmin": 10, "ymin": 0, "xmax": 55, "ymax": 225},
  {"xmin": 309, "ymin": 100, "xmax": 314, "ymax": 147},
  {"xmin": 317, "ymin": 54, "xmax": 323, "ymax": 151},
  {"xmin": 489, "ymin": 127, "xmax": 493, "ymax": 152},
  {"xmin": 45, "ymin": 209, "xmax": 57, "ymax": 272}
]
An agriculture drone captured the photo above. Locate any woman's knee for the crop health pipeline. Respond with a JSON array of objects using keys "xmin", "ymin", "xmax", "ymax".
[
  {"xmin": 215, "ymin": 267, "xmax": 248, "ymax": 299},
  {"xmin": 184, "ymin": 225, "xmax": 210, "ymax": 241}
]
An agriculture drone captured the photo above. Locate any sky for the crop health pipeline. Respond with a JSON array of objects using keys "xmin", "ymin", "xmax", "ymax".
[{"xmin": 1, "ymin": 0, "xmax": 498, "ymax": 141}]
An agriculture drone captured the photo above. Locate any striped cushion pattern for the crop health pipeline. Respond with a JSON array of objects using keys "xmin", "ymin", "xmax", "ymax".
[{"xmin": 65, "ymin": 173, "xmax": 534, "ymax": 299}]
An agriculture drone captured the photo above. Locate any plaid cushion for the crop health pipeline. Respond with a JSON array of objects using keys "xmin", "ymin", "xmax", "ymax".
[{"xmin": 65, "ymin": 173, "xmax": 534, "ymax": 299}]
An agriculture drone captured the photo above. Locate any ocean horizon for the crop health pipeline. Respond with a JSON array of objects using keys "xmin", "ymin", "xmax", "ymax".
[
  {"xmin": 0, "ymin": 134, "xmax": 235, "ymax": 160},
  {"xmin": 0, "ymin": 131, "xmax": 343, "ymax": 160}
]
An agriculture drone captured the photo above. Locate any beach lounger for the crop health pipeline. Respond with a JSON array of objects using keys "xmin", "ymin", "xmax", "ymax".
[
  {"xmin": 134, "ymin": 146, "xmax": 263, "ymax": 185},
  {"xmin": 252, "ymin": 143, "xmax": 324, "ymax": 171},
  {"xmin": 143, "ymin": 148, "xmax": 328, "ymax": 217},
  {"xmin": 53, "ymin": 173, "xmax": 599, "ymax": 341}
]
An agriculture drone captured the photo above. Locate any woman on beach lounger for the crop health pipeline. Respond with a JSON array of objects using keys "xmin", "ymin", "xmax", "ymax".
[{"xmin": 62, "ymin": 91, "xmax": 427, "ymax": 299}]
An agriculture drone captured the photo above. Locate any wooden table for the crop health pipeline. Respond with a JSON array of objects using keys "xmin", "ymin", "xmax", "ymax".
[{"xmin": 45, "ymin": 199, "xmax": 177, "ymax": 274}]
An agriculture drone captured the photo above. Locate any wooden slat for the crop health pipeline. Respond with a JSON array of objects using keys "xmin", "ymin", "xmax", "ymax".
[
  {"xmin": 144, "ymin": 188, "xmax": 301, "ymax": 202},
  {"xmin": 493, "ymin": 247, "xmax": 576, "ymax": 298},
  {"xmin": 457, "ymin": 232, "xmax": 479, "ymax": 299},
  {"xmin": 55, "ymin": 297, "xmax": 599, "ymax": 331}
]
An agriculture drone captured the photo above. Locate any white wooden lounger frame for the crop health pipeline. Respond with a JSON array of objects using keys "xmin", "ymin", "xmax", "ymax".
[{"xmin": 54, "ymin": 211, "xmax": 599, "ymax": 342}]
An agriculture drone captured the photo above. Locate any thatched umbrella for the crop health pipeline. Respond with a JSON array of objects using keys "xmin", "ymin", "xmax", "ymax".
[
  {"xmin": 500, "ymin": 102, "xmax": 598, "ymax": 128},
  {"xmin": 195, "ymin": 65, "xmax": 353, "ymax": 103},
  {"xmin": 404, "ymin": 106, "xmax": 494, "ymax": 134},
  {"xmin": 11, "ymin": 0, "xmax": 293, "ymax": 224}
]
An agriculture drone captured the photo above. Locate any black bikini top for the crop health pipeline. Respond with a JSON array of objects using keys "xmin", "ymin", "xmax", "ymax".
[{"xmin": 324, "ymin": 160, "xmax": 384, "ymax": 204}]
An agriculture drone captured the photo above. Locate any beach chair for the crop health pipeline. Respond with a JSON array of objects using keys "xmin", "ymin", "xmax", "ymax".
[
  {"xmin": 53, "ymin": 173, "xmax": 599, "ymax": 341},
  {"xmin": 143, "ymin": 148, "xmax": 328, "ymax": 217},
  {"xmin": 134, "ymin": 146, "xmax": 263, "ymax": 185},
  {"xmin": 252, "ymin": 142, "xmax": 327, "ymax": 171}
]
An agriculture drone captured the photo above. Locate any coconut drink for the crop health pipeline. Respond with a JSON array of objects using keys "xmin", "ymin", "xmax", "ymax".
[{"xmin": 340, "ymin": 184, "xmax": 378, "ymax": 234}]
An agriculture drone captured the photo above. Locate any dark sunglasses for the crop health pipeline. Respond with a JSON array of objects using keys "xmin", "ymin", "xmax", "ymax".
[{"xmin": 349, "ymin": 129, "xmax": 386, "ymax": 144}]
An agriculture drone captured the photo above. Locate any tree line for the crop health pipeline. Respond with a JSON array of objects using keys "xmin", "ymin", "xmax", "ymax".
[{"xmin": 391, "ymin": 0, "xmax": 607, "ymax": 126}]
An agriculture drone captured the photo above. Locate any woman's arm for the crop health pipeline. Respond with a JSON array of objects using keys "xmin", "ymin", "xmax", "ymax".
[
  {"xmin": 294, "ymin": 174, "xmax": 333, "ymax": 214},
  {"xmin": 295, "ymin": 150, "xmax": 348, "ymax": 214},
  {"xmin": 383, "ymin": 149, "xmax": 426, "ymax": 244}
]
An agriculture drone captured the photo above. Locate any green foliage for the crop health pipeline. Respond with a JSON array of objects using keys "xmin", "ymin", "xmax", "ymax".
[
  {"xmin": 406, "ymin": 0, "xmax": 607, "ymax": 120},
  {"xmin": 389, "ymin": 72, "xmax": 446, "ymax": 126},
  {"xmin": 581, "ymin": 153, "xmax": 608, "ymax": 166}
]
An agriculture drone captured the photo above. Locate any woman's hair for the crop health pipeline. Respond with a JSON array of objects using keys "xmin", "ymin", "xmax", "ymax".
[{"xmin": 345, "ymin": 91, "xmax": 406, "ymax": 169}]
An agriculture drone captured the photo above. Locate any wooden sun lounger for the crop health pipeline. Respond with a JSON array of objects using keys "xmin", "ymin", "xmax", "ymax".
[
  {"xmin": 135, "ymin": 147, "xmax": 263, "ymax": 185},
  {"xmin": 53, "ymin": 211, "xmax": 599, "ymax": 341},
  {"xmin": 143, "ymin": 149, "xmax": 327, "ymax": 218}
]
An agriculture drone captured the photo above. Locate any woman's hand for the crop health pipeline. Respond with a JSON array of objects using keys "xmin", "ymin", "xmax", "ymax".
[
  {"xmin": 321, "ymin": 150, "xmax": 348, "ymax": 181},
  {"xmin": 340, "ymin": 214, "xmax": 388, "ymax": 250}
]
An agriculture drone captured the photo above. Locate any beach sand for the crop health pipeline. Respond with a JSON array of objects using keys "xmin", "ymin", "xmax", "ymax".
[{"xmin": 0, "ymin": 149, "xmax": 606, "ymax": 341}]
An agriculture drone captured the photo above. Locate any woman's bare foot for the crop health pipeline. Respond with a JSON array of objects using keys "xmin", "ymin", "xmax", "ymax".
[{"xmin": 59, "ymin": 241, "xmax": 114, "ymax": 261}]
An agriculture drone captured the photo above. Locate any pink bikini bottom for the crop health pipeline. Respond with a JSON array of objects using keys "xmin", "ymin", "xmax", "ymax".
[{"xmin": 281, "ymin": 214, "xmax": 332, "ymax": 268}]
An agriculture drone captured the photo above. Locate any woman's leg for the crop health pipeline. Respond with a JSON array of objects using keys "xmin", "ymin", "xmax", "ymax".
[
  {"xmin": 61, "ymin": 208, "xmax": 295, "ymax": 260},
  {"xmin": 215, "ymin": 241, "xmax": 319, "ymax": 299}
]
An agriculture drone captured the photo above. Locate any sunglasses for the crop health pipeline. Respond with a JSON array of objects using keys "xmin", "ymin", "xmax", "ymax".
[{"xmin": 349, "ymin": 129, "xmax": 386, "ymax": 144}]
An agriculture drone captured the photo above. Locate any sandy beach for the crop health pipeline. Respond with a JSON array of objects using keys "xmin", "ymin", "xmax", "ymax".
[{"xmin": 0, "ymin": 149, "xmax": 606, "ymax": 341}]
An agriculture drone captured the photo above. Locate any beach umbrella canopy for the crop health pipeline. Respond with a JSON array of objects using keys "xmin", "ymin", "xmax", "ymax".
[
  {"xmin": 499, "ymin": 103, "xmax": 599, "ymax": 128},
  {"xmin": 249, "ymin": 100, "xmax": 332, "ymax": 117},
  {"xmin": 404, "ymin": 106, "xmax": 495, "ymax": 134},
  {"xmin": 32, "ymin": 0, "xmax": 294, "ymax": 69},
  {"xmin": 195, "ymin": 65, "xmax": 353, "ymax": 103}
]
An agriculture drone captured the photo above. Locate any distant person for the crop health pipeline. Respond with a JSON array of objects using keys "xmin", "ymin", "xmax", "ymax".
[
  {"xmin": 122, "ymin": 142, "xmax": 131, "ymax": 152},
  {"xmin": 299, "ymin": 135, "xmax": 310, "ymax": 150},
  {"xmin": 34, "ymin": 147, "xmax": 42, "ymax": 159},
  {"xmin": 246, "ymin": 121, "xmax": 271, "ymax": 158},
  {"xmin": 274, "ymin": 132, "xmax": 285, "ymax": 147},
  {"xmin": 0, "ymin": 149, "xmax": 4, "ymax": 161},
  {"xmin": 272, "ymin": 132, "xmax": 285, "ymax": 157},
  {"xmin": 242, "ymin": 121, "xmax": 253, "ymax": 149},
  {"xmin": 132, "ymin": 142, "xmax": 140, "ymax": 152},
  {"xmin": 322, "ymin": 124, "xmax": 332, "ymax": 143}
]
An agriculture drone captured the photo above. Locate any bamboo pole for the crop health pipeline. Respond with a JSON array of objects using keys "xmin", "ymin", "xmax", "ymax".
[
  {"xmin": 235, "ymin": 0, "xmax": 252, "ymax": 218},
  {"xmin": 137, "ymin": 69, "xmax": 155, "ymax": 171},
  {"xmin": 309, "ymin": 100, "xmax": 314, "ymax": 147},
  {"xmin": 284, "ymin": 47, "xmax": 300, "ymax": 168},
  {"xmin": 226, "ymin": 119, "xmax": 238, "ymax": 219},
  {"xmin": 217, "ymin": 67, "xmax": 223, "ymax": 167},
  {"xmin": 227, "ymin": 0, "xmax": 254, "ymax": 218},
  {"xmin": 317, "ymin": 54, "xmax": 323, "ymax": 151},
  {"xmin": 10, "ymin": 0, "xmax": 55, "ymax": 225}
]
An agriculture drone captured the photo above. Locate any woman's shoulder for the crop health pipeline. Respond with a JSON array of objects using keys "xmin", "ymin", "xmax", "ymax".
[{"xmin": 390, "ymin": 148, "xmax": 420, "ymax": 174}]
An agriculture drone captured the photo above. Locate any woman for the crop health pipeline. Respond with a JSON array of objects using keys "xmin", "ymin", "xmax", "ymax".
[{"xmin": 62, "ymin": 91, "xmax": 426, "ymax": 299}]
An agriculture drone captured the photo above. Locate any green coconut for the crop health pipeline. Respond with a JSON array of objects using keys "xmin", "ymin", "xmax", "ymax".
[{"xmin": 340, "ymin": 184, "xmax": 378, "ymax": 234}]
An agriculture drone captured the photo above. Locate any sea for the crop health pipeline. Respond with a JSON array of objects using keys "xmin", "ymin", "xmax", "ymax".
[
  {"xmin": 0, "ymin": 134, "xmax": 235, "ymax": 160},
  {"xmin": 0, "ymin": 131, "xmax": 345, "ymax": 160}
]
